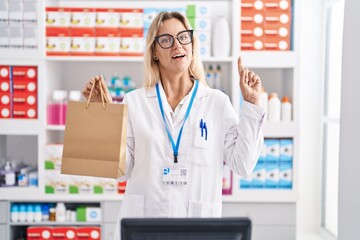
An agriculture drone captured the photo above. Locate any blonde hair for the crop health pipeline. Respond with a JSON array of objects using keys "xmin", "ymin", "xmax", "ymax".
[{"xmin": 143, "ymin": 11, "xmax": 206, "ymax": 88}]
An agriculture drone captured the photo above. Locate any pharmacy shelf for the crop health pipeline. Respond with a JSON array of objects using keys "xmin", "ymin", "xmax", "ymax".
[
  {"xmin": 222, "ymin": 189, "xmax": 297, "ymax": 203},
  {"xmin": 0, "ymin": 50, "xmax": 43, "ymax": 62},
  {"xmin": 0, "ymin": 120, "xmax": 42, "ymax": 135},
  {"xmin": 9, "ymin": 221, "xmax": 101, "ymax": 226},
  {"xmin": 241, "ymin": 51, "xmax": 298, "ymax": 68},
  {"xmin": 4, "ymin": 193, "xmax": 124, "ymax": 202},
  {"xmin": 0, "ymin": 187, "xmax": 42, "ymax": 201},
  {"xmin": 262, "ymin": 121, "xmax": 298, "ymax": 138},
  {"xmin": 45, "ymin": 56, "xmax": 233, "ymax": 63}
]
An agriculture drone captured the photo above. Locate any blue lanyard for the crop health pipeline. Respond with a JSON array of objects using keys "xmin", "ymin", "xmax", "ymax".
[{"xmin": 156, "ymin": 80, "xmax": 199, "ymax": 163}]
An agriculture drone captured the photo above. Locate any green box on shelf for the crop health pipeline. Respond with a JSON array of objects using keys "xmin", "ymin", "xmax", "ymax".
[
  {"xmin": 77, "ymin": 206, "xmax": 86, "ymax": 222},
  {"xmin": 187, "ymin": 5, "xmax": 195, "ymax": 18},
  {"xmin": 45, "ymin": 161, "xmax": 55, "ymax": 170},
  {"xmin": 94, "ymin": 185, "xmax": 103, "ymax": 194},
  {"xmin": 187, "ymin": 17, "xmax": 195, "ymax": 30},
  {"xmin": 45, "ymin": 186, "xmax": 55, "ymax": 194},
  {"xmin": 69, "ymin": 185, "xmax": 79, "ymax": 194}
]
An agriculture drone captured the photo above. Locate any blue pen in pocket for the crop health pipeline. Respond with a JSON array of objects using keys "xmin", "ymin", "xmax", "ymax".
[
  {"xmin": 203, "ymin": 122, "xmax": 207, "ymax": 140},
  {"xmin": 200, "ymin": 119, "xmax": 204, "ymax": 137}
]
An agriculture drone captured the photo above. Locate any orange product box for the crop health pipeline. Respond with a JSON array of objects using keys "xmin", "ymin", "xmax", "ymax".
[
  {"xmin": 46, "ymin": 27, "xmax": 71, "ymax": 56},
  {"xmin": 52, "ymin": 227, "xmax": 77, "ymax": 240},
  {"xmin": 241, "ymin": 0, "xmax": 265, "ymax": 11},
  {"xmin": 241, "ymin": 8, "xmax": 265, "ymax": 25},
  {"xmin": 0, "ymin": 66, "xmax": 10, "ymax": 80},
  {"xmin": 70, "ymin": 8, "xmax": 96, "ymax": 28},
  {"xmin": 70, "ymin": 28, "xmax": 96, "ymax": 55},
  {"xmin": 94, "ymin": 28, "xmax": 120, "ymax": 55},
  {"xmin": 27, "ymin": 226, "xmax": 53, "ymax": 240},
  {"xmin": 46, "ymin": 7, "xmax": 72, "ymax": 27},
  {"xmin": 264, "ymin": 21, "xmax": 290, "ymax": 38},
  {"xmin": 241, "ymin": 21, "xmax": 264, "ymax": 38},
  {"xmin": 118, "ymin": 8, "xmax": 144, "ymax": 29},
  {"xmin": 77, "ymin": 227, "xmax": 101, "ymax": 240},
  {"xmin": 264, "ymin": 35, "xmax": 290, "ymax": 50},
  {"xmin": 264, "ymin": 10, "xmax": 291, "ymax": 26},
  {"xmin": 95, "ymin": 8, "xmax": 120, "ymax": 28},
  {"xmin": 241, "ymin": 35, "xmax": 264, "ymax": 51},
  {"xmin": 264, "ymin": 0, "xmax": 291, "ymax": 11}
]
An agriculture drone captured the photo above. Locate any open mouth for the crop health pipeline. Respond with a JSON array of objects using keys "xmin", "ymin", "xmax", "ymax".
[{"xmin": 172, "ymin": 54, "xmax": 185, "ymax": 59}]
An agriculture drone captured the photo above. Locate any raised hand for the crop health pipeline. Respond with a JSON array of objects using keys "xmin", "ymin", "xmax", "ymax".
[
  {"xmin": 238, "ymin": 56, "xmax": 261, "ymax": 106},
  {"xmin": 82, "ymin": 75, "xmax": 113, "ymax": 103}
]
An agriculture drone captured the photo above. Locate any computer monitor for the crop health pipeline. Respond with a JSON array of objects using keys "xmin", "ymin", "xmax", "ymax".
[{"xmin": 121, "ymin": 217, "xmax": 251, "ymax": 240}]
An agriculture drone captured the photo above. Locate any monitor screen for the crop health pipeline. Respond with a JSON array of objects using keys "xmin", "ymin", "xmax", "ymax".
[{"xmin": 121, "ymin": 217, "xmax": 251, "ymax": 240}]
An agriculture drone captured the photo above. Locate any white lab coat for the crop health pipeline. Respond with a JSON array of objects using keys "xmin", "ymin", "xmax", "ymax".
[{"xmin": 114, "ymin": 81, "xmax": 265, "ymax": 240}]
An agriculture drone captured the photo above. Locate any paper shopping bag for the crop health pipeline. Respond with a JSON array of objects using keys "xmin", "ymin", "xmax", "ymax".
[{"xmin": 61, "ymin": 78, "xmax": 127, "ymax": 179}]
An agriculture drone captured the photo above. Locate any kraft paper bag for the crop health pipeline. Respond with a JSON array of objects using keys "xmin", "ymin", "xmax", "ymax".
[{"xmin": 61, "ymin": 78, "xmax": 127, "ymax": 179}]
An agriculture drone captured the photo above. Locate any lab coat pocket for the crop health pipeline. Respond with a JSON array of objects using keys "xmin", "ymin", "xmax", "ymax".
[
  {"xmin": 194, "ymin": 122, "xmax": 210, "ymax": 149},
  {"xmin": 120, "ymin": 194, "xmax": 144, "ymax": 218},
  {"xmin": 187, "ymin": 201, "xmax": 222, "ymax": 217}
]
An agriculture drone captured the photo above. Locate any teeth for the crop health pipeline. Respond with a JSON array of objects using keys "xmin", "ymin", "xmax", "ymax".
[{"xmin": 173, "ymin": 54, "xmax": 185, "ymax": 58}]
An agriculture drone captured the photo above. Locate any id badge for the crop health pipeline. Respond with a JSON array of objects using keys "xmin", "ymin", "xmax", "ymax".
[{"xmin": 162, "ymin": 165, "xmax": 189, "ymax": 185}]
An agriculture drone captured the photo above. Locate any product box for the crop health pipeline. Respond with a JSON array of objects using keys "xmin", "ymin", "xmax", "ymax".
[
  {"xmin": 70, "ymin": 8, "xmax": 96, "ymax": 28},
  {"xmin": 12, "ymin": 93, "xmax": 37, "ymax": 118},
  {"xmin": 23, "ymin": 0, "xmax": 37, "ymax": 23},
  {"xmin": 143, "ymin": 8, "xmax": 158, "ymax": 29},
  {"xmin": 0, "ymin": 65, "xmax": 11, "ymax": 118},
  {"xmin": 239, "ymin": 175, "xmax": 252, "ymax": 189},
  {"xmin": 264, "ymin": 0, "xmax": 291, "ymax": 11},
  {"xmin": 70, "ymin": 28, "xmax": 95, "ymax": 55},
  {"xmin": 52, "ymin": 227, "xmax": 77, "ymax": 240},
  {"xmin": 195, "ymin": 18, "xmax": 211, "ymax": 32},
  {"xmin": 186, "ymin": 4, "xmax": 212, "ymax": 18},
  {"xmin": 45, "ymin": 144, "xmax": 64, "ymax": 170},
  {"xmin": 0, "ymin": 1, "xmax": 9, "ymax": 24},
  {"xmin": 199, "ymin": 44, "xmax": 210, "ymax": 58},
  {"xmin": 280, "ymin": 139, "xmax": 293, "ymax": 162},
  {"xmin": 118, "ymin": 9, "xmax": 143, "ymax": 29},
  {"xmin": 46, "ymin": 7, "xmax": 71, "ymax": 27},
  {"xmin": 241, "ymin": 0, "xmax": 265, "ymax": 11},
  {"xmin": 86, "ymin": 207, "xmax": 102, "ymax": 222},
  {"xmin": 94, "ymin": 28, "xmax": 120, "ymax": 55},
  {"xmin": 95, "ymin": 8, "xmax": 120, "ymax": 28},
  {"xmin": 279, "ymin": 161, "xmax": 292, "ymax": 189},
  {"xmin": 77, "ymin": 227, "xmax": 101, "ymax": 240},
  {"xmin": 264, "ymin": 35, "xmax": 290, "ymax": 51},
  {"xmin": 241, "ymin": 35, "xmax": 264, "ymax": 50},
  {"xmin": 46, "ymin": 27, "xmax": 71, "ymax": 55},
  {"xmin": 93, "ymin": 177, "xmax": 117, "ymax": 194},
  {"xmin": 0, "ymin": 26, "xmax": 9, "ymax": 49},
  {"xmin": 198, "ymin": 31, "xmax": 211, "ymax": 46},
  {"xmin": 27, "ymin": 226, "xmax": 53, "ymax": 240},
  {"xmin": 9, "ymin": 0, "xmax": 23, "ymax": 23},
  {"xmin": 118, "ymin": 181, "xmax": 127, "ymax": 194},
  {"xmin": 76, "ymin": 206, "xmax": 86, "ymax": 222},
  {"xmin": 9, "ymin": 25, "xmax": 23, "ymax": 49},
  {"xmin": 45, "ymin": 170, "xmax": 68, "ymax": 194},
  {"xmin": 251, "ymin": 161, "xmax": 266, "ymax": 188},
  {"xmin": 265, "ymin": 139, "xmax": 280, "ymax": 163},
  {"xmin": 23, "ymin": 24, "xmax": 38, "ymax": 49},
  {"xmin": 242, "ymin": 22, "xmax": 264, "ymax": 38},
  {"xmin": 264, "ymin": 10, "xmax": 291, "ymax": 27},
  {"xmin": 119, "ymin": 36, "xmax": 143, "ymax": 56},
  {"xmin": 265, "ymin": 162, "xmax": 279, "ymax": 188}
]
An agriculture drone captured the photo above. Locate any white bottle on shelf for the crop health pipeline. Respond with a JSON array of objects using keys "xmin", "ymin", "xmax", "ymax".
[
  {"xmin": 212, "ymin": 16, "xmax": 230, "ymax": 57},
  {"xmin": 281, "ymin": 96, "xmax": 292, "ymax": 121},
  {"xmin": 268, "ymin": 93, "xmax": 281, "ymax": 122},
  {"xmin": 56, "ymin": 202, "xmax": 66, "ymax": 222},
  {"xmin": 259, "ymin": 87, "xmax": 268, "ymax": 114}
]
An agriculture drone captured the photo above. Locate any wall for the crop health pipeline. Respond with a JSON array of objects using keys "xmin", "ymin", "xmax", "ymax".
[
  {"xmin": 297, "ymin": 0, "xmax": 324, "ymax": 235},
  {"xmin": 338, "ymin": 0, "xmax": 360, "ymax": 239}
]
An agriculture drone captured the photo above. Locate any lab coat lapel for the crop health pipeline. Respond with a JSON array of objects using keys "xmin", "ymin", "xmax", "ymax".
[{"xmin": 155, "ymin": 83, "xmax": 175, "ymax": 133}]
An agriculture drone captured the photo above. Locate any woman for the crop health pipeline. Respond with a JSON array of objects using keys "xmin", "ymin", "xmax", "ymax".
[{"xmin": 83, "ymin": 11, "xmax": 265, "ymax": 240}]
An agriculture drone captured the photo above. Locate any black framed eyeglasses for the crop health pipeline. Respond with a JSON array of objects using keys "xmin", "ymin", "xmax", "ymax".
[{"xmin": 154, "ymin": 30, "xmax": 194, "ymax": 49}]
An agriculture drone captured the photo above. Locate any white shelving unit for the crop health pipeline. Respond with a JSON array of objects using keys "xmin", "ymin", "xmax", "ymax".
[{"xmin": 0, "ymin": 0, "xmax": 300, "ymax": 239}]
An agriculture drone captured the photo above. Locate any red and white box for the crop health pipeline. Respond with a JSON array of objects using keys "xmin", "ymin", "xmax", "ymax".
[
  {"xmin": 70, "ymin": 8, "xmax": 96, "ymax": 28},
  {"xmin": 70, "ymin": 28, "xmax": 96, "ymax": 55},
  {"xmin": 241, "ymin": 35, "xmax": 264, "ymax": 51},
  {"xmin": 264, "ymin": 35, "xmax": 290, "ymax": 50},
  {"xmin": 52, "ymin": 227, "xmax": 78, "ymax": 240},
  {"xmin": 242, "ymin": 21, "xmax": 264, "ymax": 38},
  {"xmin": 94, "ymin": 28, "xmax": 120, "ymax": 56},
  {"xmin": 27, "ymin": 227, "xmax": 53, "ymax": 240},
  {"xmin": 119, "ymin": 30, "xmax": 144, "ymax": 56},
  {"xmin": 46, "ymin": 27, "xmax": 71, "ymax": 56},
  {"xmin": 77, "ymin": 227, "xmax": 101, "ymax": 240},
  {"xmin": 241, "ymin": 0, "xmax": 265, "ymax": 11},
  {"xmin": 46, "ymin": 7, "xmax": 71, "ymax": 27},
  {"xmin": 95, "ymin": 8, "xmax": 120, "ymax": 28},
  {"xmin": 1, "ymin": 66, "xmax": 12, "ymax": 118},
  {"xmin": 118, "ymin": 9, "xmax": 144, "ymax": 29},
  {"xmin": 11, "ymin": 66, "xmax": 37, "ymax": 119}
]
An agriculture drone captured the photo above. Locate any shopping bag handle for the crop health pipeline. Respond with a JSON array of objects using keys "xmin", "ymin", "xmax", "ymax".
[{"xmin": 86, "ymin": 75, "xmax": 107, "ymax": 109}]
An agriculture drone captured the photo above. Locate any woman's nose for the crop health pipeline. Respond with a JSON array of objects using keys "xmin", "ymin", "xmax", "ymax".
[{"xmin": 172, "ymin": 37, "xmax": 182, "ymax": 49}]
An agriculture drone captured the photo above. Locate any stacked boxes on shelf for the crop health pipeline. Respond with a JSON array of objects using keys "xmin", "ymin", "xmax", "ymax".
[
  {"xmin": 45, "ymin": 7, "xmax": 144, "ymax": 56},
  {"xmin": 241, "ymin": 0, "xmax": 292, "ymax": 50},
  {"xmin": 27, "ymin": 226, "xmax": 101, "ymax": 240},
  {"xmin": 45, "ymin": 144, "xmax": 123, "ymax": 195},
  {"xmin": 0, "ymin": 65, "xmax": 37, "ymax": 119},
  {"xmin": 0, "ymin": 0, "xmax": 38, "ymax": 50},
  {"xmin": 240, "ymin": 138, "xmax": 293, "ymax": 189},
  {"xmin": 186, "ymin": 4, "xmax": 212, "ymax": 57}
]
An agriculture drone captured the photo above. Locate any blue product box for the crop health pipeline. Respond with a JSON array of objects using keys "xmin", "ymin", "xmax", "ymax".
[
  {"xmin": 240, "ymin": 175, "xmax": 252, "ymax": 189},
  {"xmin": 143, "ymin": 8, "xmax": 158, "ymax": 29},
  {"xmin": 265, "ymin": 139, "xmax": 280, "ymax": 163},
  {"xmin": 280, "ymin": 139, "xmax": 293, "ymax": 162},
  {"xmin": 265, "ymin": 162, "xmax": 279, "ymax": 188},
  {"xmin": 251, "ymin": 162, "xmax": 266, "ymax": 188},
  {"xmin": 279, "ymin": 161, "xmax": 293, "ymax": 189}
]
